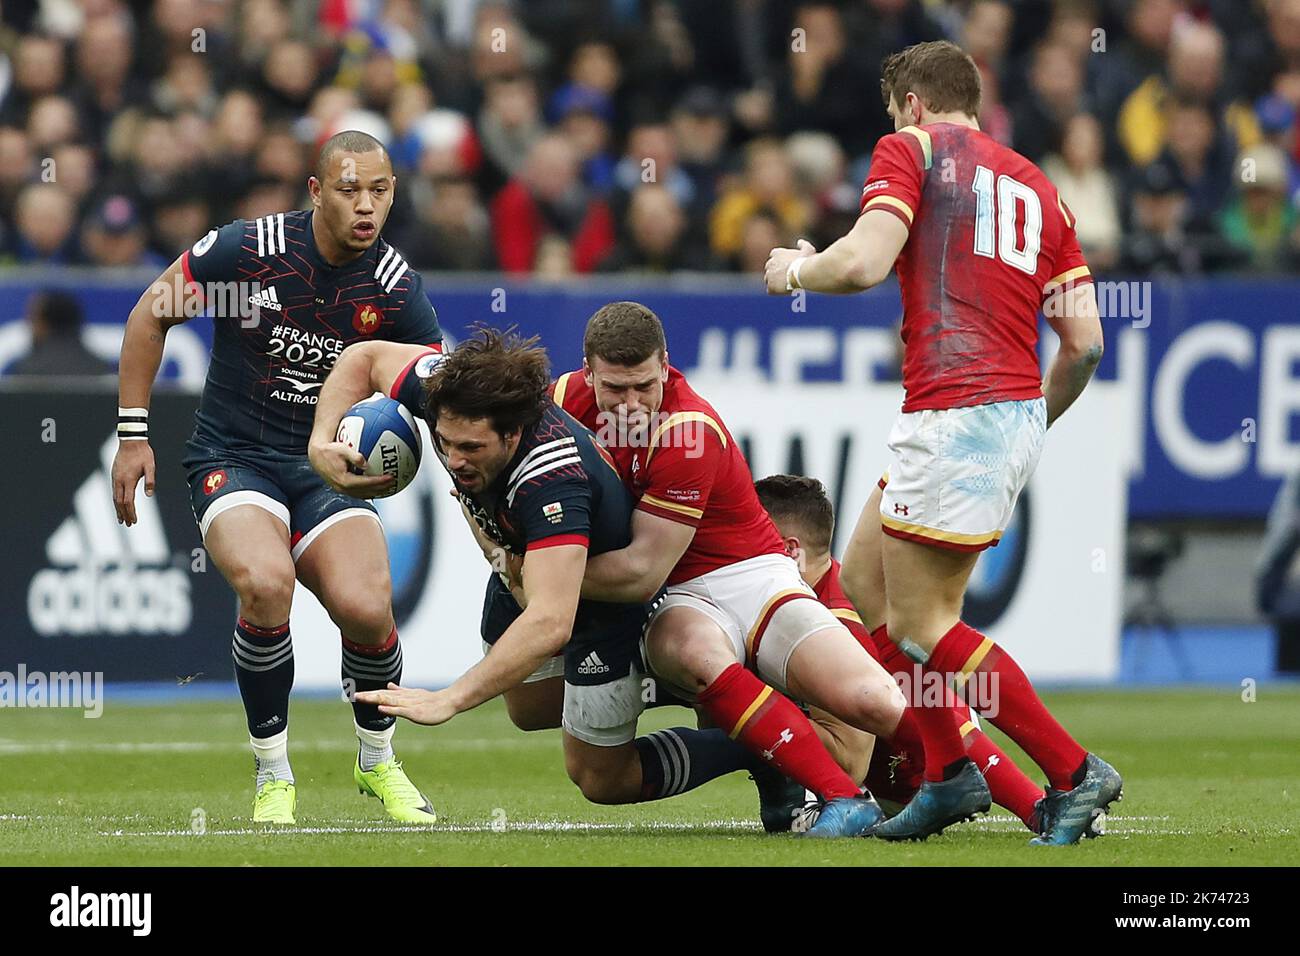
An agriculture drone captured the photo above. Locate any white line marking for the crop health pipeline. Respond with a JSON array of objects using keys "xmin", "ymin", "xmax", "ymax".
[
  {"xmin": 90, "ymin": 816, "xmax": 1186, "ymax": 838},
  {"xmin": 0, "ymin": 739, "xmax": 547, "ymax": 755},
  {"xmin": 100, "ymin": 819, "xmax": 763, "ymax": 838}
]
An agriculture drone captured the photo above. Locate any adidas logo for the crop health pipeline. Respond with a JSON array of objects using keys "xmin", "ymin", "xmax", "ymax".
[
  {"xmin": 27, "ymin": 435, "xmax": 191, "ymax": 637},
  {"xmin": 576, "ymin": 651, "xmax": 610, "ymax": 675},
  {"xmin": 247, "ymin": 286, "xmax": 283, "ymax": 312}
]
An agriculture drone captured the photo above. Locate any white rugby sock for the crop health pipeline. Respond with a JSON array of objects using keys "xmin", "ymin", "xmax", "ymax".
[
  {"xmin": 356, "ymin": 721, "xmax": 395, "ymax": 771},
  {"xmin": 251, "ymin": 729, "xmax": 293, "ymax": 787}
]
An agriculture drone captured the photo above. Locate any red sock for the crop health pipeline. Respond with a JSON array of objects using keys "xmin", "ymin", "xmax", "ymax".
[
  {"xmin": 696, "ymin": 663, "xmax": 859, "ymax": 801},
  {"xmin": 957, "ymin": 716, "xmax": 1045, "ymax": 827},
  {"xmin": 891, "ymin": 704, "xmax": 926, "ymax": 766},
  {"xmin": 872, "ymin": 625, "xmax": 964, "ymax": 782},
  {"xmin": 929, "ymin": 620, "xmax": 1087, "ymax": 792},
  {"xmin": 341, "ymin": 626, "xmax": 398, "ymax": 656},
  {"xmin": 863, "ymin": 741, "xmax": 921, "ymax": 806}
]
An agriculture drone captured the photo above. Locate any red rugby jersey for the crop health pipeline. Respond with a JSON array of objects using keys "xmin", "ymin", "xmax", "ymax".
[
  {"xmin": 809, "ymin": 558, "xmax": 879, "ymax": 661},
  {"xmin": 551, "ymin": 366, "xmax": 786, "ymax": 585},
  {"xmin": 860, "ymin": 122, "xmax": 1093, "ymax": 412}
]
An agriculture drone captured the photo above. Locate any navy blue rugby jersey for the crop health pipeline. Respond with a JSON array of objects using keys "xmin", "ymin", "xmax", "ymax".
[
  {"xmin": 391, "ymin": 357, "xmax": 634, "ymax": 560},
  {"xmin": 181, "ymin": 209, "xmax": 442, "ymax": 454}
]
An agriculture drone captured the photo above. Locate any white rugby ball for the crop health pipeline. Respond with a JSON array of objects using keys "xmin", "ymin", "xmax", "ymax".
[{"xmin": 336, "ymin": 394, "xmax": 422, "ymax": 497}]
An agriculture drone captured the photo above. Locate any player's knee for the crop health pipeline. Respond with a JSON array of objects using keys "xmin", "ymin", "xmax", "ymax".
[
  {"xmin": 843, "ymin": 679, "xmax": 907, "ymax": 737},
  {"xmin": 230, "ymin": 563, "xmax": 295, "ymax": 619},
  {"xmin": 326, "ymin": 582, "xmax": 393, "ymax": 639},
  {"xmin": 564, "ymin": 756, "xmax": 624, "ymax": 805},
  {"xmin": 646, "ymin": 617, "xmax": 734, "ymax": 692}
]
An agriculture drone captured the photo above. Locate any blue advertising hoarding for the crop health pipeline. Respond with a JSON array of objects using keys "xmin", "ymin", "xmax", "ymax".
[{"xmin": 0, "ymin": 270, "xmax": 1289, "ymax": 518}]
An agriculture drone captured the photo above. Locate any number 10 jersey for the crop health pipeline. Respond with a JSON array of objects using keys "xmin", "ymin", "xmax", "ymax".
[{"xmin": 860, "ymin": 122, "xmax": 1093, "ymax": 413}]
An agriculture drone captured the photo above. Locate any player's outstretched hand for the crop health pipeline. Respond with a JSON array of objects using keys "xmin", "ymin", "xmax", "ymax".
[
  {"xmin": 111, "ymin": 440, "xmax": 156, "ymax": 526},
  {"xmin": 308, "ymin": 439, "xmax": 396, "ymax": 498},
  {"xmin": 355, "ymin": 683, "xmax": 458, "ymax": 726},
  {"xmin": 764, "ymin": 238, "xmax": 816, "ymax": 294}
]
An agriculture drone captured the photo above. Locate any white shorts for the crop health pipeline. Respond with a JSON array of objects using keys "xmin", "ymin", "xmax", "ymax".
[
  {"xmin": 644, "ymin": 553, "xmax": 842, "ymax": 697},
  {"xmin": 561, "ymin": 669, "xmax": 646, "ymax": 747},
  {"xmin": 879, "ymin": 398, "xmax": 1045, "ymax": 552}
]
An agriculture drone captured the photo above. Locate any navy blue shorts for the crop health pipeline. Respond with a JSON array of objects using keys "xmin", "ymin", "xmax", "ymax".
[
  {"xmin": 182, "ymin": 437, "xmax": 379, "ymax": 562},
  {"xmin": 479, "ymin": 572, "xmax": 649, "ymax": 687}
]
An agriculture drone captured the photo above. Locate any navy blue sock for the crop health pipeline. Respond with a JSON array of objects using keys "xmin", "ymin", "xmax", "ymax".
[
  {"xmin": 342, "ymin": 628, "xmax": 402, "ymax": 732},
  {"xmin": 231, "ymin": 618, "xmax": 293, "ymax": 738},
  {"xmin": 633, "ymin": 727, "xmax": 753, "ymax": 801}
]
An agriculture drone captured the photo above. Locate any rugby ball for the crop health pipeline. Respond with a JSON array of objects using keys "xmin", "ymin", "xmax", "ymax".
[{"xmin": 336, "ymin": 395, "xmax": 422, "ymax": 497}]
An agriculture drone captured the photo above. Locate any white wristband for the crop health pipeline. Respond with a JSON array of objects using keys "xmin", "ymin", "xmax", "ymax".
[
  {"xmin": 118, "ymin": 407, "xmax": 149, "ymax": 441},
  {"xmin": 787, "ymin": 256, "xmax": 806, "ymax": 292}
]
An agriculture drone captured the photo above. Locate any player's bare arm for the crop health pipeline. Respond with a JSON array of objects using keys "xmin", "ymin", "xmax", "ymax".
[
  {"xmin": 112, "ymin": 255, "xmax": 203, "ymax": 526},
  {"xmin": 580, "ymin": 508, "xmax": 696, "ymax": 603},
  {"xmin": 308, "ymin": 340, "xmax": 432, "ymax": 496},
  {"xmin": 763, "ymin": 208, "xmax": 910, "ymax": 295},
  {"xmin": 356, "ymin": 543, "xmax": 586, "ymax": 725},
  {"xmin": 1041, "ymin": 282, "xmax": 1104, "ymax": 427}
]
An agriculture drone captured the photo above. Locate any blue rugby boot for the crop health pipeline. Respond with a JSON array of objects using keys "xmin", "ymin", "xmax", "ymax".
[
  {"xmin": 871, "ymin": 759, "xmax": 992, "ymax": 841},
  {"xmin": 802, "ymin": 794, "xmax": 885, "ymax": 838},
  {"xmin": 1030, "ymin": 753, "xmax": 1123, "ymax": 846}
]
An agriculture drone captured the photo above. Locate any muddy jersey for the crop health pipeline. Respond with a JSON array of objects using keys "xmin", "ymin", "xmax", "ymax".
[{"xmin": 860, "ymin": 122, "xmax": 1092, "ymax": 412}]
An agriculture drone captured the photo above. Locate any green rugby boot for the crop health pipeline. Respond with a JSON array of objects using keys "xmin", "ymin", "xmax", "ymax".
[
  {"xmin": 355, "ymin": 758, "xmax": 437, "ymax": 825},
  {"xmin": 253, "ymin": 779, "xmax": 297, "ymax": 825}
]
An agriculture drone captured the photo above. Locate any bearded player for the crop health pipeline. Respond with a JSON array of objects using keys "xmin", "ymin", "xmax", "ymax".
[
  {"xmin": 111, "ymin": 131, "xmax": 441, "ymax": 825},
  {"xmin": 763, "ymin": 40, "xmax": 1121, "ymax": 844},
  {"xmin": 754, "ymin": 474, "xmax": 1052, "ymax": 834},
  {"xmin": 553, "ymin": 302, "xmax": 908, "ymax": 838}
]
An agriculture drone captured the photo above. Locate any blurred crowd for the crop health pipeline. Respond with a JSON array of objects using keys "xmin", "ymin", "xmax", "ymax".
[{"xmin": 2, "ymin": 0, "xmax": 1300, "ymax": 277}]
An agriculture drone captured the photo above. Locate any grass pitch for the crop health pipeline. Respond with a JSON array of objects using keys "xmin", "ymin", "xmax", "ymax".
[{"xmin": 1, "ymin": 687, "xmax": 1296, "ymax": 866}]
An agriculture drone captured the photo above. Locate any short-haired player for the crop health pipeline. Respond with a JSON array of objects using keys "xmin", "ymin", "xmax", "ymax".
[
  {"xmin": 112, "ymin": 131, "xmax": 440, "ymax": 825},
  {"xmin": 763, "ymin": 40, "xmax": 1121, "ymax": 843}
]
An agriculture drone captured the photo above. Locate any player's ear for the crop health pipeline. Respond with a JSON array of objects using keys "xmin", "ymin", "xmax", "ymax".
[
  {"xmin": 906, "ymin": 92, "xmax": 923, "ymax": 126},
  {"xmin": 659, "ymin": 352, "xmax": 669, "ymax": 380},
  {"xmin": 582, "ymin": 358, "xmax": 593, "ymax": 384},
  {"xmin": 307, "ymin": 176, "xmax": 321, "ymax": 206}
]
